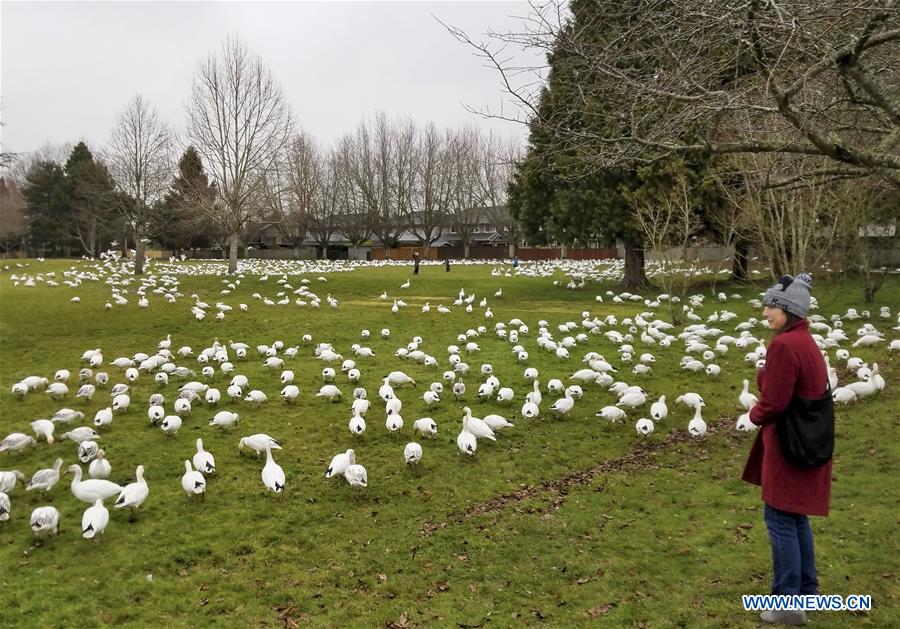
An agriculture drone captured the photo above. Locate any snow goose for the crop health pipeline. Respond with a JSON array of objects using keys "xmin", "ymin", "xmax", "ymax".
[
  {"xmin": 385, "ymin": 397, "xmax": 403, "ymax": 415},
  {"xmin": 238, "ymin": 434, "xmax": 281, "ymax": 456},
  {"xmin": 77, "ymin": 440, "xmax": 99, "ymax": 463},
  {"xmin": 340, "ymin": 407, "xmax": 364, "ymax": 435},
  {"xmin": 280, "ymin": 385, "xmax": 300, "ymax": 403},
  {"xmin": 210, "ymin": 410, "xmax": 239, "ymax": 429},
  {"xmin": 30, "ymin": 419, "xmax": 55, "ymax": 444},
  {"xmin": 344, "ymin": 463, "xmax": 368, "ymax": 489},
  {"xmin": 115, "ymin": 465, "xmax": 149, "ymax": 518},
  {"xmin": 550, "ymin": 393, "xmax": 576, "ymax": 416},
  {"xmin": 51, "ymin": 408, "xmax": 85, "ymax": 424},
  {"xmin": 27, "ymin": 458, "xmax": 64, "ymax": 493},
  {"xmin": 93, "ymin": 407, "xmax": 114, "ymax": 427},
  {"xmin": 316, "ymin": 385, "xmax": 342, "ymax": 402},
  {"xmin": 521, "ymin": 401, "xmax": 540, "ymax": 419},
  {"xmin": 404, "ymin": 442, "xmax": 423, "ymax": 465},
  {"xmin": 413, "ymin": 417, "xmax": 438, "ymax": 438},
  {"xmin": 193, "ymin": 439, "xmax": 216, "ymax": 475},
  {"xmin": 462, "ymin": 407, "xmax": 496, "ymax": 440},
  {"xmin": 675, "ymin": 392, "xmax": 706, "ymax": 410},
  {"xmin": 483, "ymin": 414, "xmax": 514, "ymax": 430},
  {"xmin": 736, "ymin": 412, "xmax": 757, "ymax": 432},
  {"xmin": 81, "ymin": 499, "xmax": 109, "ymax": 539},
  {"xmin": 61, "ymin": 427, "xmax": 101, "ymax": 443},
  {"xmin": 386, "ymin": 411, "xmax": 404, "ymax": 433},
  {"xmin": 67, "ymin": 464, "xmax": 121, "ymax": 503},
  {"xmin": 456, "ymin": 426, "xmax": 477, "ymax": 456},
  {"xmin": 261, "ymin": 446, "xmax": 285, "ymax": 494},
  {"xmin": 0, "ymin": 470, "xmax": 25, "ymax": 493},
  {"xmin": 181, "ymin": 461, "xmax": 206, "ymax": 497},
  {"xmin": 0, "ymin": 433, "xmax": 37, "ymax": 452},
  {"xmin": 88, "ymin": 450, "xmax": 111, "ymax": 479},
  {"xmin": 147, "ymin": 405, "xmax": 165, "ymax": 425},
  {"xmin": 112, "ymin": 393, "xmax": 130, "ymax": 412},
  {"xmin": 45, "ymin": 383, "xmax": 69, "ymax": 399},
  {"xmin": 641, "ymin": 396, "xmax": 665, "ymax": 422},
  {"xmin": 688, "ymin": 406, "xmax": 707, "ymax": 437},
  {"xmin": 30, "ymin": 506, "xmax": 60, "ymax": 538},
  {"xmin": 243, "ymin": 388, "xmax": 265, "ymax": 405},
  {"xmin": 525, "ymin": 381, "xmax": 543, "ymax": 406},
  {"xmin": 596, "ymin": 406, "xmax": 627, "ymax": 422},
  {"xmin": 739, "ymin": 380, "xmax": 759, "ymax": 410},
  {"xmin": 0, "ymin": 492, "xmax": 8, "ymax": 521},
  {"xmin": 635, "ymin": 418, "xmax": 655, "ymax": 436},
  {"xmin": 326, "ymin": 449, "xmax": 355, "ymax": 479},
  {"xmin": 161, "ymin": 415, "xmax": 182, "ymax": 436}
]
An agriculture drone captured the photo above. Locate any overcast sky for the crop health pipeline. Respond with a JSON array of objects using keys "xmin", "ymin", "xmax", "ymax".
[{"xmin": 1, "ymin": 1, "xmax": 548, "ymax": 156}]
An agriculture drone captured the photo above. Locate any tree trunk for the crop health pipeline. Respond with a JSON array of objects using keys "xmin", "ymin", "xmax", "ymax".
[
  {"xmin": 731, "ymin": 239, "xmax": 749, "ymax": 281},
  {"xmin": 383, "ymin": 245, "xmax": 392, "ymax": 260},
  {"xmin": 508, "ymin": 242, "xmax": 516, "ymax": 258},
  {"xmin": 463, "ymin": 242, "xmax": 471, "ymax": 259},
  {"xmin": 228, "ymin": 232, "xmax": 239, "ymax": 274},
  {"xmin": 134, "ymin": 231, "xmax": 146, "ymax": 275},
  {"xmin": 424, "ymin": 242, "xmax": 432, "ymax": 259},
  {"xmin": 622, "ymin": 239, "xmax": 648, "ymax": 289},
  {"xmin": 560, "ymin": 243, "xmax": 569, "ymax": 259},
  {"xmin": 121, "ymin": 228, "xmax": 129, "ymax": 257}
]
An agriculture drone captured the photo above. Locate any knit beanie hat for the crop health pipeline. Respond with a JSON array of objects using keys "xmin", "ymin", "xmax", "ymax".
[{"xmin": 762, "ymin": 273, "xmax": 813, "ymax": 318}]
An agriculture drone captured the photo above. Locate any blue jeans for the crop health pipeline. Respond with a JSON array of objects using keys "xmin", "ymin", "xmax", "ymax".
[{"xmin": 763, "ymin": 503, "xmax": 819, "ymax": 595}]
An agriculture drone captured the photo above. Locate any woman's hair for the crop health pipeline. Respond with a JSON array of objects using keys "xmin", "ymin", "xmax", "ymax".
[{"xmin": 776, "ymin": 311, "xmax": 803, "ymax": 334}]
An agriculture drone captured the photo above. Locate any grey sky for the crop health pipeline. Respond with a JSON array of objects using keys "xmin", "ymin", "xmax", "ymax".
[{"xmin": 1, "ymin": 1, "xmax": 546, "ymax": 155}]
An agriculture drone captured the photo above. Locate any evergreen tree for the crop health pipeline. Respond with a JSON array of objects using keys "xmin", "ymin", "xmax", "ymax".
[
  {"xmin": 507, "ymin": 0, "xmax": 718, "ymax": 288},
  {"xmin": 63, "ymin": 142, "xmax": 118, "ymax": 257},
  {"xmin": 21, "ymin": 161, "xmax": 70, "ymax": 256},
  {"xmin": 154, "ymin": 146, "xmax": 217, "ymax": 255}
]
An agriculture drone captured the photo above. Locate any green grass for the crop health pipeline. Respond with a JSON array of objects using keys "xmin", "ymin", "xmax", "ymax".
[{"xmin": 0, "ymin": 257, "xmax": 898, "ymax": 628}]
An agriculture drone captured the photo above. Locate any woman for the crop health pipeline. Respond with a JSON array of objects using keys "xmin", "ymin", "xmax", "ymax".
[{"xmin": 742, "ymin": 273, "xmax": 831, "ymax": 626}]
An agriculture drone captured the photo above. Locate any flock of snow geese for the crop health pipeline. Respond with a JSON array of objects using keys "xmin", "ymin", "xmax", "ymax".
[{"xmin": 1, "ymin": 254, "xmax": 897, "ymax": 543}]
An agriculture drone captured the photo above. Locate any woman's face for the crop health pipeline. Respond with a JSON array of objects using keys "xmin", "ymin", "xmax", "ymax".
[{"xmin": 762, "ymin": 305, "xmax": 788, "ymax": 331}]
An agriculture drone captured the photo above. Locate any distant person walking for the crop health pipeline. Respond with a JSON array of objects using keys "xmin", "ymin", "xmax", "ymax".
[
  {"xmin": 444, "ymin": 258, "xmax": 451, "ymax": 272},
  {"xmin": 742, "ymin": 273, "xmax": 831, "ymax": 627},
  {"xmin": 512, "ymin": 256, "xmax": 519, "ymax": 269},
  {"xmin": 413, "ymin": 253, "xmax": 420, "ymax": 276}
]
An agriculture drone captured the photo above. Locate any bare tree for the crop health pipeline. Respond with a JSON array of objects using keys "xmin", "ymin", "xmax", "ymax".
[
  {"xmin": 260, "ymin": 130, "xmax": 322, "ymax": 256},
  {"xmin": 722, "ymin": 154, "xmax": 846, "ymax": 278},
  {"xmin": 406, "ymin": 122, "xmax": 451, "ymax": 257},
  {"xmin": 333, "ymin": 135, "xmax": 372, "ymax": 259},
  {"xmin": 446, "ymin": 127, "xmax": 486, "ymax": 258},
  {"xmin": 309, "ymin": 150, "xmax": 342, "ymax": 259},
  {"xmin": 634, "ymin": 174, "xmax": 704, "ymax": 324},
  {"xmin": 829, "ymin": 178, "xmax": 897, "ymax": 301},
  {"xmin": 106, "ymin": 94, "xmax": 173, "ymax": 274},
  {"xmin": 349, "ymin": 113, "xmax": 408, "ymax": 258},
  {"xmin": 478, "ymin": 134, "xmax": 521, "ymax": 256},
  {"xmin": 187, "ymin": 36, "xmax": 295, "ymax": 273},
  {"xmin": 448, "ymin": 1, "xmax": 900, "ymax": 186}
]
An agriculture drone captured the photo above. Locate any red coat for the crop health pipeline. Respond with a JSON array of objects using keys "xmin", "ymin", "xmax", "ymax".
[{"xmin": 742, "ymin": 320, "xmax": 832, "ymax": 516}]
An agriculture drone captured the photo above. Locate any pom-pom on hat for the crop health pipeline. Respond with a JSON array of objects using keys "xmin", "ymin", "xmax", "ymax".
[{"xmin": 762, "ymin": 273, "xmax": 813, "ymax": 318}]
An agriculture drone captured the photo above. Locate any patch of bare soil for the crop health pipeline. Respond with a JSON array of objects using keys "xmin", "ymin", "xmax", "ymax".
[{"xmin": 420, "ymin": 415, "xmax": 745, "ymax": 537}]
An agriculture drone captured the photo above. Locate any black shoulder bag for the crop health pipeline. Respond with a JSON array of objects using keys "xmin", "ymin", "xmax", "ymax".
[{"xmin": 777, "ymin": 377, "xmax": 834, "ymax": 468}]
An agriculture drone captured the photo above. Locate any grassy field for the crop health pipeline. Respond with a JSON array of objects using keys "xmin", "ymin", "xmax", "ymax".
[{"xmin": 0, "ymin": 257, "xmax": 897, "ymax": 628}]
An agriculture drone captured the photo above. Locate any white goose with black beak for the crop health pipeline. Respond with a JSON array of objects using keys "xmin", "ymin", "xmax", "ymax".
[
  {"xmin": 261, "ymin": 445, "xmax": 285, "ymax": 494},
  {"xmin": 81, "ymin": 498, "xmax": 109, "ymax": 539},
  {"xmin": 181, "ymin": 461, "xmax": 206, "ymax": 497}
]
